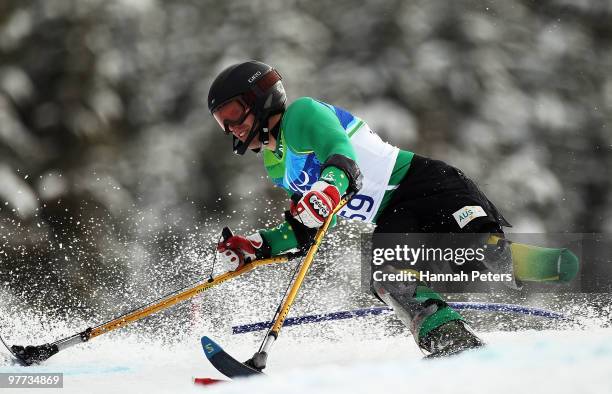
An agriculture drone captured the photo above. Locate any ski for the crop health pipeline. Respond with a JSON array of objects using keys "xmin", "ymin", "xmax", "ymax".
[{"xmin": 201, "ymin": 336, "xmax": 263, "ymax": 379}]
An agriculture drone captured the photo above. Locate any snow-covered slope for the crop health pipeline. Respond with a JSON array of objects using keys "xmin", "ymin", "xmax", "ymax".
[
  {"xmin": 1, "ymin": 326, "xmax": 611, "ymax": 394},
  {"xmin": 2, "ymin": 261, "xmax": 610, "ymax": 394}
]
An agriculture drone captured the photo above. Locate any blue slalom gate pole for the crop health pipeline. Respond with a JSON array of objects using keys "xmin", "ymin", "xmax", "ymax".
[{"xmin": 232, "ymin": 302, "xmax": 567, "ymax": 334}]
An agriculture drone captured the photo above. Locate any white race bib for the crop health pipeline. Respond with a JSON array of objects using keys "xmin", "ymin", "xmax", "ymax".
[{"xmin": 338, "ymin": 123, "xmax": 398, "ymax": 223}]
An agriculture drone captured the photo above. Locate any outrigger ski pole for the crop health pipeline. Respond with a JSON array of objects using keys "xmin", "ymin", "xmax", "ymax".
[
  {"xmin": 5, "ymin": 249, "xmax": 299, "ymax": 366},
  {"xmin": 202, "ymin": 196, "xmax": 351, "ymax": 378}
]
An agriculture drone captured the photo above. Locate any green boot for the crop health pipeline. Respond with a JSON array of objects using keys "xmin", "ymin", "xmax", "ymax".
[{"xmin": 415, "ymin": 286, "xmax": 484, "ymax": 357}]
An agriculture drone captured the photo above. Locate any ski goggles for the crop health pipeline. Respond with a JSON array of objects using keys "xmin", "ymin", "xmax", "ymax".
[{"xmin": 212, "ymin": 98, "xmax": 252, "ymax": 135}]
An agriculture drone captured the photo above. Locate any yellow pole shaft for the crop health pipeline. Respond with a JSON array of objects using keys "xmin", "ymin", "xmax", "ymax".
[
  {"xmin": 270, "ymin": 198, "xmax": 348, "ymax": 335},
  {"xmin": 89, "ymin": 255, "xmax": 289, "ymax": 339}
]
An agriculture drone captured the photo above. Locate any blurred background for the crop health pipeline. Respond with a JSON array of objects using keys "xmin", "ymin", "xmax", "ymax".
[{"xmin": 0, "ymin": 0, "xmax": 611, "ymax": 333}]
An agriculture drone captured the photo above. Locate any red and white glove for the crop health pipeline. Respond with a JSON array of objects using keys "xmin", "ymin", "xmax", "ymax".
[
  {"xmin": 217, "ymin": 233, "xmax": 265, "ymax": 272},
  {"xmin": 291, "ymin": 180, "xmax": 341, "ymax": 228}
]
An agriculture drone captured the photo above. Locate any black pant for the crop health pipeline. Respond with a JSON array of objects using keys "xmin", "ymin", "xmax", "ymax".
[
  {"xmin": 375, "ymin": 155, "xmax": 510, "ymax": 234},
  {"xmin": 371, "ymin": 155, "xmax": 511, "ymax": 289}
]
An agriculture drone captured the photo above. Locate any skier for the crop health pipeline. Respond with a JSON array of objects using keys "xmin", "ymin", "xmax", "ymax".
[{"xmin": 207, "ymin": 60, "xmax": 578, "ymax": 358}]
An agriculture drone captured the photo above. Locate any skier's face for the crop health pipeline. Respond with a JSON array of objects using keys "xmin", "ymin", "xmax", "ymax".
[{"xmin": 213, "ymin": 99, "xmax": 259, "ymax": 147}]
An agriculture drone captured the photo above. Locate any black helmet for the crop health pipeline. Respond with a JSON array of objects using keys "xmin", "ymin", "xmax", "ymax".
[{"xmin": 208, "ymin": 60, "xmax": 286, "ymax": 155}]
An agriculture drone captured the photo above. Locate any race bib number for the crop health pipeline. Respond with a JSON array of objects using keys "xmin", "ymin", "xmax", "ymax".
[{"xmin": 338, "ymin": 194, "xmax": 375, "ymax": 221}]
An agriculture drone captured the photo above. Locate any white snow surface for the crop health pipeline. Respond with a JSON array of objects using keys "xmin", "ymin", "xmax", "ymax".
[
  {"xmin": 1, "ymin": 325, "xmax": 611, "ymax": 394},
  {"xmin": 1, "ymin": 246, "xmax": 610, "ymax": 394}
]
